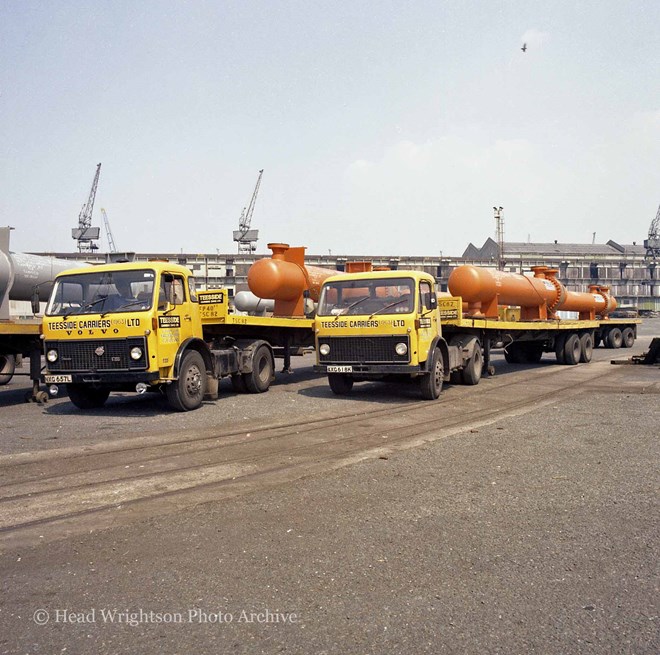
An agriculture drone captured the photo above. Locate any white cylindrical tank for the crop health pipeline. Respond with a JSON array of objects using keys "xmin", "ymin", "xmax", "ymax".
[{"xmin": 233, "ymin": 291, "xmax": 275, "ymax": 316}]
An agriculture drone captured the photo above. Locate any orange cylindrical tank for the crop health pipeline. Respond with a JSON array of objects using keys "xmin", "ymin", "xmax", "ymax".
[
  {"xmin": 448, "ymin": 264, "xmax": 617, "ymax": 320},
  {"xmin": 448, "ymin": 265, "xmax": 558, "ymax": 318},
  {"xmin": 247, "ymin": 243, "xmax": 337, "ymax": 316}
]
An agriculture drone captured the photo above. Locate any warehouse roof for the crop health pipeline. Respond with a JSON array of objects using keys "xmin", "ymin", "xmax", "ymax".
[{"xmin": 462, "ymin": 238, "xmax": 647, "ymax": 259}]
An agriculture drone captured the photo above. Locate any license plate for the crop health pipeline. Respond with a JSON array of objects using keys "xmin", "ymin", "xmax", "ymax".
[
  {"xmin": 44, "ymin": 375, "xmax": 72, "ymax": 383},
  {"xmin": 327, "ymin": 365, "xmax": 353, "ymax": 373}
]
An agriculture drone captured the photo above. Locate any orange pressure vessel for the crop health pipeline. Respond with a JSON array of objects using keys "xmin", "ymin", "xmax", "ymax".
[
  {"xmin": 247, "ymin": 243, "xmax": 337, "ymax": 316},
  {"xmin": 448, "ymin": 265, "xmax": 616, "ymax": 320}
]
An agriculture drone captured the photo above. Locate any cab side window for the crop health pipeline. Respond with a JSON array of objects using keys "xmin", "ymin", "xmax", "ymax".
[
  {"xmin": 188, "ymin": 277, "xmax": 198, "ymax": 302},
  {"xmin": 419, "ymin": 281, "xmax": 432, "ymax": 312},
  {"xmin": 159, "ymin": 275, "xmax": 186, "ymax": 309}
]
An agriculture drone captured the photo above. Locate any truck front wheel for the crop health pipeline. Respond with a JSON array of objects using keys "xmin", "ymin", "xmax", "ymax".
[
  {"xmin": 167, "ymin": 350, "xmax": 207, "ymax": 411},
  {"xmin": 67, "ymin": 384, "xmax": 110, "ymax": 409},
  {"xmin": 420, "ymin": 349, "xmax": 443, "ymax": 400},
  {"xmin": 328, "ymin": 373, "xmax": 353, "ymax": 395}
]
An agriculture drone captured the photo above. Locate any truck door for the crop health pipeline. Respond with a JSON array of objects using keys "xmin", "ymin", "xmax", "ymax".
[
  {"xmin": 417, "ymin": 280, "xmax": 438, "ymax": 364},
  {"xmin": 156, "ymin": 273, "xmax": 197, "ymax": 371}
]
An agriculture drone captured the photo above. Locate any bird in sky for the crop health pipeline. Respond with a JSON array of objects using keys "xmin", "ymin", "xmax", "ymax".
[{"xmin": 521, "ymin": 43, "xmax": 527, "ymax": 52}]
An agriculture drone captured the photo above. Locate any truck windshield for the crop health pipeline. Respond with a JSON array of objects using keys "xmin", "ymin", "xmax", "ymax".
[
  {"xmin": 46, "ymin": 269, "xmax": 157, "ymax": 317},
  {"xmin": 317, "ymin": 277, "xmax": 415, "ymax": 316}
]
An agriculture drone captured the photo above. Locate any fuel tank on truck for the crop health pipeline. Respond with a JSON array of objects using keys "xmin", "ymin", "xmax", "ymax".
[
  {"xmin": 247, "ymin": 243, "xmax": 338, "ymax": 316},
  {"xmin": 448, "ymin": 264, "xmax": 617, "ymax": 320}
]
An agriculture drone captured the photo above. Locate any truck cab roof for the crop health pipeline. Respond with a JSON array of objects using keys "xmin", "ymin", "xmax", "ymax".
[
  {"xmin": 54, "ymin": 260, "xmax": 191, "ymax": 278},
  {"xmin": 324, "ymin": 269, "xmax": 435, "ymax": 284}
]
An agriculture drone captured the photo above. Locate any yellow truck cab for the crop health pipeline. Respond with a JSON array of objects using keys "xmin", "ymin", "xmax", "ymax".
[
  {"xmin": 41, "ymin": 260, "xmax": 303, "ymax": 411},
  {"xmin": 313, "ymin": 270, "xmax": 461, "ymax": 399}
]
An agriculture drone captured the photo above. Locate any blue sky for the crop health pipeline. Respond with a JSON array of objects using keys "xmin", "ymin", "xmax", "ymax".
[{"xmin": 1, "ymin": 1, "xmax": 658, "ymax": 256}]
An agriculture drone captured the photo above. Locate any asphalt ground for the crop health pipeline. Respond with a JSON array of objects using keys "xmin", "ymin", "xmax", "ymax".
[{"xmin": 0, "ymin": 320, "xmax": 658, "ymax": 654}]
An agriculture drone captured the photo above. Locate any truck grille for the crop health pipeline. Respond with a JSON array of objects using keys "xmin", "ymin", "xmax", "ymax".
[
  {"xmin": 318, "ymin": 336, "xmax": 410, "ymax": 364},
  {"xmin": 45, "ymin": 338, "xmax": 148, "ymax": 372}
]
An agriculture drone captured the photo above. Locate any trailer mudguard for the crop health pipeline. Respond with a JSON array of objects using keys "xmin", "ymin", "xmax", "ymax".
[
  {"xmin": 230, "ymin": 339, "xmax": 275, "ymax": 375},
  {"xmin": 448, "ymin": 334, "xmax": 481, "ymax": 368}
]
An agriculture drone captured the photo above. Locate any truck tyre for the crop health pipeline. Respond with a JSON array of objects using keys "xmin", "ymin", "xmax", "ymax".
[
  {"xmin": 328, "ymin": 373, "xmax": 353, "ymax": 395},
  {"xmin": 605, "ymin": 327, "xmax": 623, "ymax": 349},
  {"xmin": 563, "ymin": 333, "xmax": 581, "ymax": 365},
  {"xmin": 67, "ymin": 384, "xmax": 111, "ymax": 409},
  {"xmin": 524, "ymin": 343, "xmax": 544, "ymax": 364},
  {"xmin": 166, "ymin": 350, "xmax": 207, "ymax": 411},
  {"xmin": 231, "ymin": 374, "xmax": 247, "ymax": 393},
  {"xmin": 579, "ymin": 332, "xmax": 594, "ymax": 363},
  {"xmin": 621, "ymin": 327, "xmax": 635, "ymax": 348},
  {"xmin": 461, "ymin": 344, "xmax": 483, "ymax": 385},
  {"xmin": 243, "ymin": 345, "xmax": 274, "ymax": 393},
  {"xmin": 0, "ymin": 354, "xmax": 16, "ymax": 385},
  {"xmin": 554, "ymin": 334, "xmax": 567, "ymax": 364},
  {"xmin": 420, "ymin": 348, "xmax": 443, "ymax": 400},
  {"xmin": 504, "ymin": 343, "xmax": 523, "ymax": 364}
]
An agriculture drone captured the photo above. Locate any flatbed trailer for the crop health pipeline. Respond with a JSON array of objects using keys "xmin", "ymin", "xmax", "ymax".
[
  {"xmin": 439, "ymin": 296, "xmax": 641, "ymax": 372},
  {"xmin": 0, "ymin": 320, "xmax": 43, "ymax": 399}
]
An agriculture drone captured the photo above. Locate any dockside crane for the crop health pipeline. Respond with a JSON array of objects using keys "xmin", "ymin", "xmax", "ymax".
[
  {"xmin": 101, "ymin": 208, "xmax": 117, "ymax": 253},
  {"xmin": 644, "ymin": 204, "xmax": 660, "ymax": 259},
  {"xmin": 233, "ymin": 169, "xmax": 263, "ymax": 254},
  {"xmin": 72, "ymin": 163, "xmax": 101, "ymax": 252}
]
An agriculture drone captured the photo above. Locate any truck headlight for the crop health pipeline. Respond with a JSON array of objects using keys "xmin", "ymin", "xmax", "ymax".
[
  {"xmin": 130, "ymin": 346, "xmax": 143, "ymax": 360},
  {"xmin": 395, "ymin": 342, "xmax": 408, "ymax": 356},
  {"xmin": 319, "ymin": 343, "xmax": 330, "ymax": 356},
  {"xmin": 46, "ymin": 349, "xmax": 58, "ymax": 362}
]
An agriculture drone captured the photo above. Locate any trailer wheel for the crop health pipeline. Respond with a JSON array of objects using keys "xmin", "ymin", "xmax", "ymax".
[
  {"xmin": 328, "ymin": 373, "xmax": 353, "ymax": 395},
  {"xmin": 67, "ymin": 384, "xmax": 111, "ymax": 410},
  {"xmin": 554, "ymin": 334, "xmax": 567, "ymax": 364},
  {"xmin": 621, "ymin": 327, "xmax": 635, "ymax": 348},
  {"xmin": 420, "ymin": 349, "xmax": 444, "ymax": 400},
  {"xmin": 504, "ymin": 343, "xmax": 524, "ymax": 364},
  {"xmin": 231, "ymin": 374, "xmax": 247, "ymax": 393},
  {"xmin": 525, "ymin": 343, "xmax": 544, "ymax": 364},
  {"xmin": 605, "ymin": 327, "xmax": 623, "ymax": 349},
  {"xmin": 579, "ymin": 332, "xmax": 594, "ymax": 363},
  {"xmin": 166, "ymin": 350, "xmax": 207, "ymax": 411},
  {"xmin": 243, "ymin": 345, "xmax": 274, "ymax": 393},
  {"xmin": 461, "ymin": 344, "xmax": 483, "ymax": 385},
  {"xmin": 564, "ymin": 334, "xmax": 581, "ymax": 365},
  {"xmin": 0, "ymin": 354, "xmax": 16, "ymax": 386}
]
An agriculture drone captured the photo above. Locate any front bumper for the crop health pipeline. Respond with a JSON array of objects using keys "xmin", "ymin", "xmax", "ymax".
[
  {"xmin": 314, "ymin": 364, "xmax": 423, "ymax": 376},
  {"xmin": 41, "ymin": 371, "xmax": 162, "ymax": 386}
]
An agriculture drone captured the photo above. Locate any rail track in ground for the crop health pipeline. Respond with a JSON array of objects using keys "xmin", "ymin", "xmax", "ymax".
[{"xmin": 0, "ymin": 359, "xmax": 631, "ymax": 551}]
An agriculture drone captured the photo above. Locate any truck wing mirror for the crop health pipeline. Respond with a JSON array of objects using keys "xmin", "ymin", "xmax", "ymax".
[
  {"xmin": 31, "ymin": 288, "xmax": 40, "ymax": 315},
  {"xmin": 429, "ymin": 294, "xmax": 438, "ymax": 309}
]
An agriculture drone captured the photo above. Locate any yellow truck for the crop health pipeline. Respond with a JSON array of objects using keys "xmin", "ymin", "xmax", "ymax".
[
  {"xmin": 41, "ymin": 260, "xmax": 314, "ymax": 411},
  {"xmin": 313, "ymin": 269, "xmax": 640, "ymax": 399}
]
